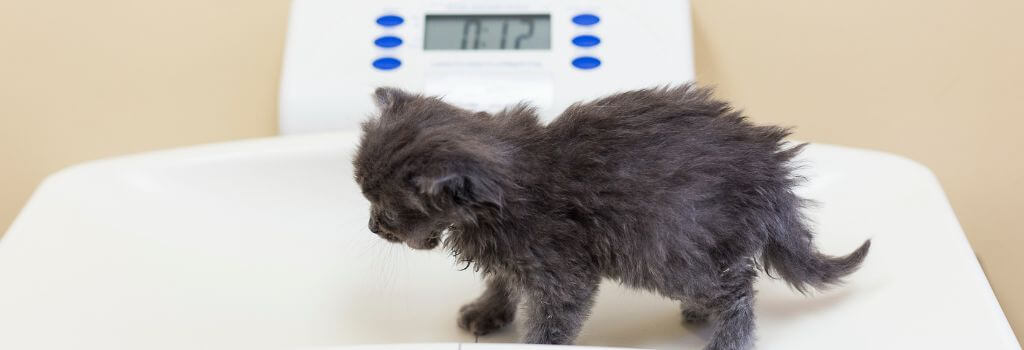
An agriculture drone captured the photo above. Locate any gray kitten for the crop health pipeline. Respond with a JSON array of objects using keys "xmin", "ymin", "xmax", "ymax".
[{"xmin": 352, "ymin": 85, "xmax": 870, "ymax": 350}]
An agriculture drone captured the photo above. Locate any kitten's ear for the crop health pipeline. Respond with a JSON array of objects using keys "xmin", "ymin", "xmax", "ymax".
[
  {"xmin": 373, "ymin": 87, "xmax": 411, "ymax": 110},
  {"xmin": 414, "ymin": 171, "xmax": 504, "ymax": 209}
]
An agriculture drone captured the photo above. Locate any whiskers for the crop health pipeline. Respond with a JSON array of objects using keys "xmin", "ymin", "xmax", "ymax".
[{"xmin": 350, "ymin": 223, "xmax": 408, "ymax": 294}]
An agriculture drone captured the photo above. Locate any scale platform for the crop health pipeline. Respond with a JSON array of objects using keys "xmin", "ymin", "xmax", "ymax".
[{"xmin": 0, "ymin": 131, "xmax": 1018, "ymax": 349}]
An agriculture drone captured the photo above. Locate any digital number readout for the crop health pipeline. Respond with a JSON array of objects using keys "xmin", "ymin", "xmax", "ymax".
[{"xmin": 424, "ymin": 15, "xmax": 551, "ymax": 50}]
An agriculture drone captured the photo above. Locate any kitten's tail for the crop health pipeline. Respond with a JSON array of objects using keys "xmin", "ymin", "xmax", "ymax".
[{"xmin": 760, "ymin": 227, "xmax": 871, "ymax": 294}]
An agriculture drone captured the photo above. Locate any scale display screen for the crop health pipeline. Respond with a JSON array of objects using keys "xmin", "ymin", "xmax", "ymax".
[{"xmin": 424, "ymin": 15, "xmax": 551, "ymax": 50}]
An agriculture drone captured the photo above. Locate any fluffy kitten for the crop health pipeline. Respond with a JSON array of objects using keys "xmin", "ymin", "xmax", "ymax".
[{"xmin": 352, "ymin": 85, "xmax": 870, "ymax": 350}]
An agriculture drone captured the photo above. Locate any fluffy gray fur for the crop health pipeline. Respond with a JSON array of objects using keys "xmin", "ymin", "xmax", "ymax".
[{"xmin": 352, "ymin": 85, "xmax": 870, "ymax": 350}]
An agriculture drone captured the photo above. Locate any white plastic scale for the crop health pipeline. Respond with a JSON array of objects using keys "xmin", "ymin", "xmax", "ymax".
[{"xmin": 278, "ymin": 0, "xmax": 695, "ymax": 133}]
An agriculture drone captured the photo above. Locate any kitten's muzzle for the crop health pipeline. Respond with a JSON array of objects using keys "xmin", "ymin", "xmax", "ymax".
[
  {"xmin": 368, "ymin": 217, "xmax": 382, "ymax": 234},
  {"xmin": 368, "ymin": 217, "xmax": 402, "ymax": 243}
]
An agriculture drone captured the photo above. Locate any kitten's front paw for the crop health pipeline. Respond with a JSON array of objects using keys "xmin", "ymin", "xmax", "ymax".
[{"xmin": 457, "ymin": 301, "xmax": 516, "ymax": 336}]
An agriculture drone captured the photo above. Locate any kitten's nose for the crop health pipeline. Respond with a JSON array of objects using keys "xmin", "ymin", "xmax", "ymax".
[{"xmin": 368, "ymin": 217, "xmax": 381, "ymax": 234}]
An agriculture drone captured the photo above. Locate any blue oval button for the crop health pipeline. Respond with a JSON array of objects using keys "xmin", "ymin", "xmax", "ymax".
[
  {"xmin": 572, "ymin": 14, "xmax": 600, "ymax": 26},
  {"xmin": 571, "ymin": 56, "xmax": 601, "ymax": 70},
  {"xmin": 374, "ymin": 36, "xmax": 403, "ymax": 48},
  {"xmin": 372, "ymin": 57, "xmax": 401, "ymax": 70},
  {"xmin": 376, "ymin": 15, "xmax": 404, "ymax": 27},
  {"xmin": 571, "ymin": 35, "xmax": 601, "ymax": 47}
]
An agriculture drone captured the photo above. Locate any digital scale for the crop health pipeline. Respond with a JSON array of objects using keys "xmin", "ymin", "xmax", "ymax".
[
  {"xmin": 278, "ymin": 0, "xmax": 695, "ymax": 133},
  {"xmin": 1, "ymin": 1, "xmax": 1017, "ymax": 349}
]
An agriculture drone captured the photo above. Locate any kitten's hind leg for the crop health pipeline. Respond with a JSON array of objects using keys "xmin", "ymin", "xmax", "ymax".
[
  {"xmin": 458, "ymin": 274, "xmax": 520, "ymax": 336},
  {"xmin": 703, "ymin": 264, "xmax": 758, "ymax": 350},
  {"xmin": 681, "ymin": 304, "xmax": 710, "ymax": 324}
]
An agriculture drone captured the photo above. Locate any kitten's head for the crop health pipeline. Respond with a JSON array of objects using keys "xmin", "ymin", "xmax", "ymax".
[{"xmin": 352, "ymin": 87, "xmax": 511, "ymax": 250}]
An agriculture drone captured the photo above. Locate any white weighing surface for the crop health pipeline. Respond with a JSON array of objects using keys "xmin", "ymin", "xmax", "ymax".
[
  {"xmin": 309, "ymin": 344, "xmax": 642, "ymax": 350},
  {"xmin": 0, "ymin": 131, "xmax": 1018, "ymax": 349}
]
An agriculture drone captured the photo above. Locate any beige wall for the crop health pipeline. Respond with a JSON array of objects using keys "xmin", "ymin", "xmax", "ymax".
[
  {"xmin": 0, "ymin": 0, "xmax": 287, "ymax": 232},
  {"xmin": 0, "ymin": 0, "xmax": 1020, "ymax": 342}
]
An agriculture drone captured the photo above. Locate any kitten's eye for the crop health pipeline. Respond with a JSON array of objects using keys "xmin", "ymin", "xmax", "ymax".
[{"xmin": 382, "ymin": 208, "xmax": 400, "ymax": 224}]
